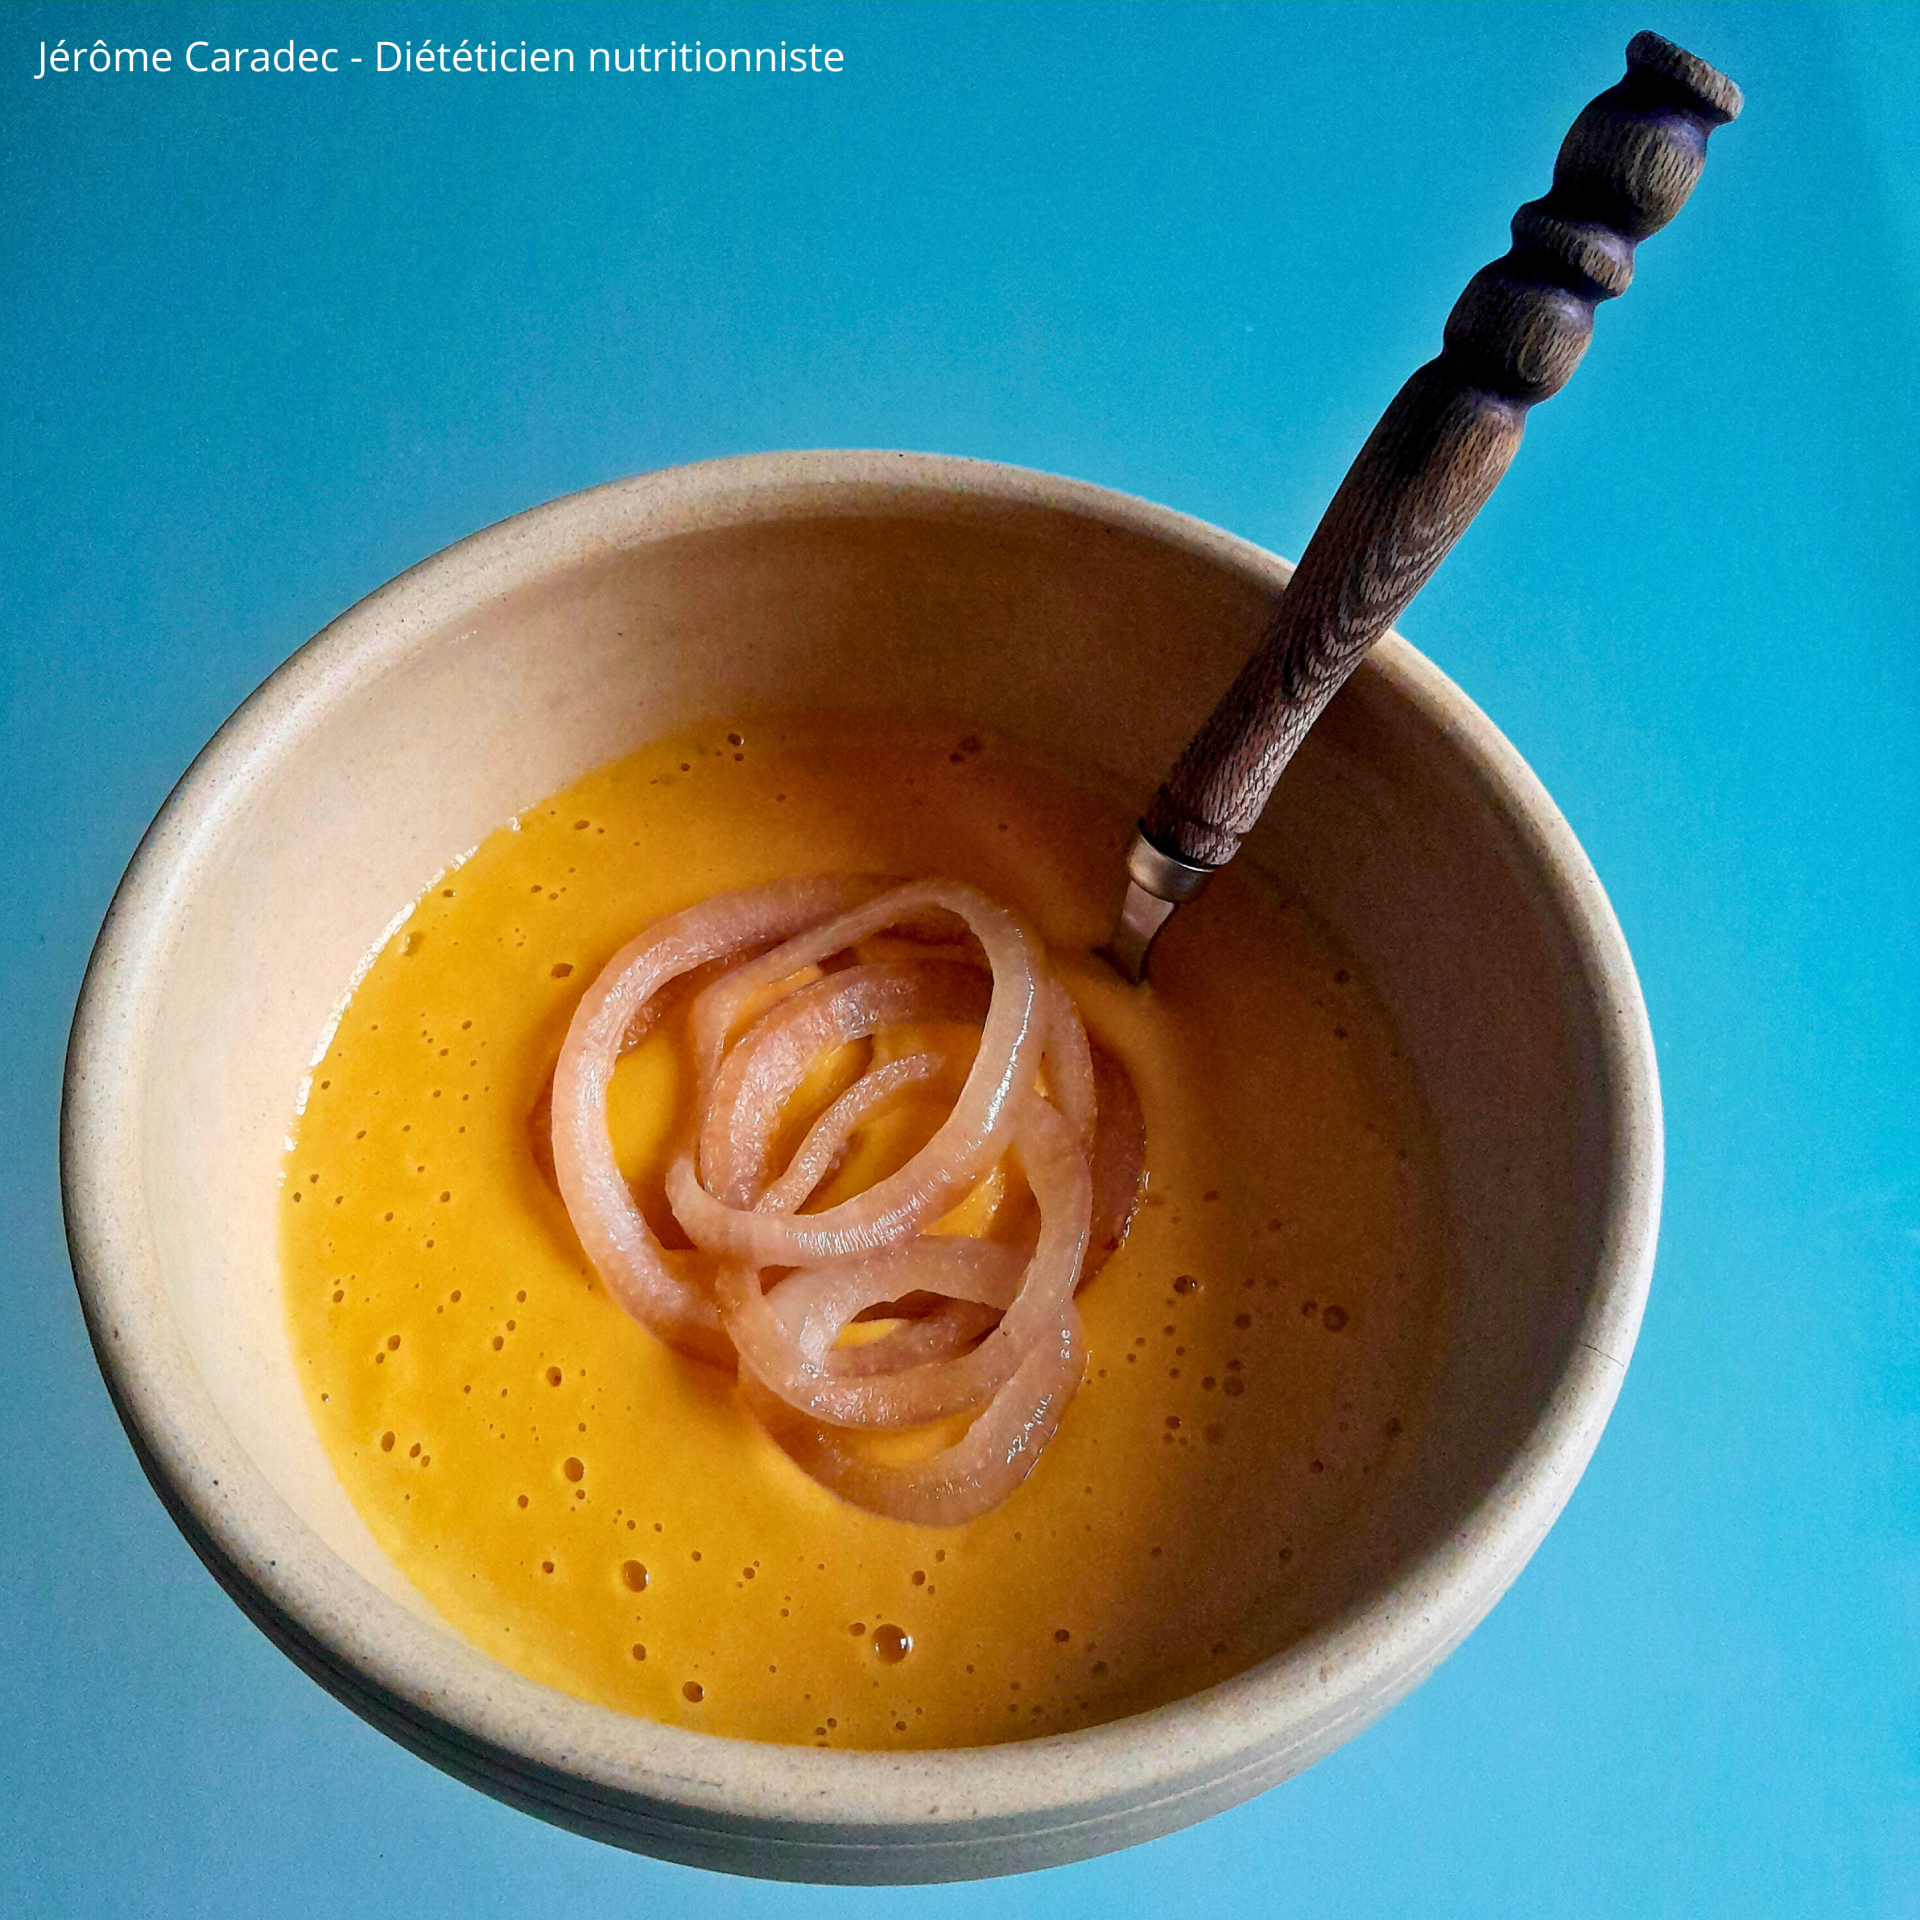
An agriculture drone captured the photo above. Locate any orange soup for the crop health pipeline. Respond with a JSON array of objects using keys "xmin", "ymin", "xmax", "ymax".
[{"xmin": 281, "ymin": 714, "xmax": 1449, "ymax": 1748}]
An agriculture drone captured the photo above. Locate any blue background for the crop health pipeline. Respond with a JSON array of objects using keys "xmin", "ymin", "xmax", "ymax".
[{"xmin": 3, "ymin": 2, "xmax": 1913, "ymax": 1912}]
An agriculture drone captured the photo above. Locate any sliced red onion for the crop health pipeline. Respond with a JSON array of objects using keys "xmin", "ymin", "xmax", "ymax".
[
  {"xmin": 757, "ymin": 1050, "xmax": 950, "ymax": 1216},
  {"xmin": 815, "ymin": 1298, "xmax": 1004, "ymax": 1375},
  {"xmin": 549, "ymin": 876, "xmax": 876, "ymax": 1362},
  {"xmin": 666, "ymin": 883, "xmax": 1042, "ymax": 1265},
  {"xmin": 550, "ymin": 873, "xmax": 1143, "ymax": 1523},
  {"xmin": 1039, "ymin": 974, "xmax": 1096, "ymax": 1157},
  {"xmin": 739, "ymin": 1305, "xmax": 1085, "ymax": 1528},
  {"xmin": 718, "ymin": 1100, "xmax": 1088, "ymax": 1428},
  {"xmin": 698, "ymin": 961, "xmax": 989, "ymax": 1209}
]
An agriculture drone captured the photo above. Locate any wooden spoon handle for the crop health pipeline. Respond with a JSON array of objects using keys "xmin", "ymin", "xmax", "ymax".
[{"xmin": 1142, "ymin": 32, "xmax": 1742, "ymax": 870}]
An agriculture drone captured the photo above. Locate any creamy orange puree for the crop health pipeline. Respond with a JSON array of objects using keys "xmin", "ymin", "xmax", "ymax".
[{"xmin": 282, "ymin": 714, "xmax": 1448, "ymax": 1749}]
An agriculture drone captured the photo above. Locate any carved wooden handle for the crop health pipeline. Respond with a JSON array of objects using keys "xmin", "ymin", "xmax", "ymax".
[{"xmin": 1141, "ymin": 32, "xmax": 1742, "ymax": 870}]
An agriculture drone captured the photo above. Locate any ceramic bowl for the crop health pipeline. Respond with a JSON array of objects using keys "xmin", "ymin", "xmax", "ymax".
[{"xmin": 62, "ymin": 452, "xmax": 1660, "ymax": 1882}]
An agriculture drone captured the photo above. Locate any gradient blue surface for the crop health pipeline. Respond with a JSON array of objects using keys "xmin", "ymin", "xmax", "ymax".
[{"xmin": 4, "ymin": 3, "xmax": 1914, "ymax": 1913}]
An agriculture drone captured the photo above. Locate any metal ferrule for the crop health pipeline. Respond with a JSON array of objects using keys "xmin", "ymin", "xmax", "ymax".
[
  {"xmin": 1099, "ymin": 828, "xmax": 1221, "ymax": 984},
  {"xmin": 1124, "ymin": 829, "xmax": 1215, "ymax": 904}
]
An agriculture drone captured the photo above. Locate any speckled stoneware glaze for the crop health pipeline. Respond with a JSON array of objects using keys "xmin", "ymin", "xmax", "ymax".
[{"xmin": 62, "ymin": 453, "xmax": 1661, "ymax": 1882}]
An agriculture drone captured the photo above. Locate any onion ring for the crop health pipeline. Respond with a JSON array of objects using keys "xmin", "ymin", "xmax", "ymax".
[
  {"xmin": 551, "ymin": 876, "xmax": 1143, "ymax": 1522},
  {"xmin": 718, "ymin": 1102, "xmax": 1088, "ymax": 1429},
  {"xmin": 668, "ymin": 882, "xmax": 1041, "ymax": 1266},
  {"xmin": 739, "ymin": 1307, "xmax": 1085, "ymax": 1528},
  {"xmin": 550, "ymin": 876, "xmax": 876, "ymax": 1362}
]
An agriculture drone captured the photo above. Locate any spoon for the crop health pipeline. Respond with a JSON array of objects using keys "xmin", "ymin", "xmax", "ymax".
[{"xmin": 1102, "ymin": 30, "xmax": 1742, "ymax": 982}]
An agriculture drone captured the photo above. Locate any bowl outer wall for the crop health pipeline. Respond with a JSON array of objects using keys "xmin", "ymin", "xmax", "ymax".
[{"xmin": 60, "ymin": 451, "xmax": 1662, "ymax": 1882}]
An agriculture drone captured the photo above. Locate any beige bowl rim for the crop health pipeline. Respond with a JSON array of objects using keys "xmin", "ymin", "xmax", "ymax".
[{"xmin": 60, "ymin": 450, "xmax": 1661, "ymax": 1880}]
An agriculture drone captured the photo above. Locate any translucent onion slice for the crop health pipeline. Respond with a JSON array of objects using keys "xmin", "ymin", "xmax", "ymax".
[
  {"xmin": 1038, "ymin": 974, "xmax": 1096, "ymax": 1158},
  {"xmin": 550, "ymin": 876, "xmax": 875, "ymax": 1362},
  {"xmin": 552, "ymin": 870, "xmax": 1145, "ymax": 1526},
  {"xmin": 768, "ymin": 1237, "xmax": 1024, "ymax": 1366},
  {"xmin": 739, "ymin": 1305, "xmax": 1085, "ymax": 1528},
  {"xmin": 756, "ymin": 1051, "xmax": 948, "ymax": 1216},
  {"xmin": 813, "ymin": 1298, "xmax": 1005, "ymax": 1376},
  {"xmin": 698, "ymin": 960, "xmax": 990, "ymax": 1208},
  {"xmin": 667, "ymin": 882, "xmax": 1042, "ymax": 1266},
  {"xmin": 718, "ymin": 1100, "xmax": 1089, "ymax": 1428}
]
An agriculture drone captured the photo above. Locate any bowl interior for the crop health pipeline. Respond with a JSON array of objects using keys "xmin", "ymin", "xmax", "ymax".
[{"xmin": 72, "ymin": 456, "xmax": 1655, "ymax": 1874}]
